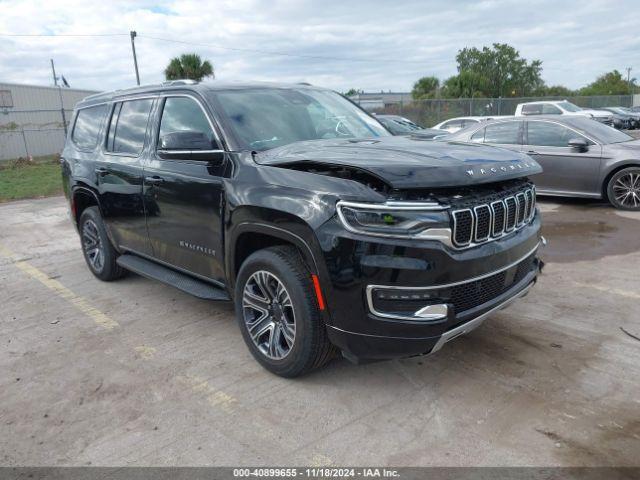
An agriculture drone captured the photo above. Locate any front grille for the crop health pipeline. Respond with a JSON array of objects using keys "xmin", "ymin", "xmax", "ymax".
[
  {"xmin": 451, "ymin": 185, "xmax": 536, "ymax": 248},
  {"xmin": 450, "ymin": 253, "xmax": 535, "ymax": 314}
]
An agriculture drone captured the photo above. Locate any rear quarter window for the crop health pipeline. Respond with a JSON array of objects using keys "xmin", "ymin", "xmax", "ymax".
[
  {"xmin": 521, "ymin": 104, "xmax": 543, "ymax": 115},
  {"xmin": 71, "ymin": 105, "xmax": 108, "ymax": 150}
]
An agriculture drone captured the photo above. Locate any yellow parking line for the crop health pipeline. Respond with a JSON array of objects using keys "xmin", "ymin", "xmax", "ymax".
[
  {"xmin": 177, "ymin": 374, "xmax": 238, "ymax": 413},
  {"xmin": 573, "ymin": 281, "xmax": 640, "ymax": 300},
  {"xmin": 0, "ymin": 244, "xmax": 119, "ymax": 330}
]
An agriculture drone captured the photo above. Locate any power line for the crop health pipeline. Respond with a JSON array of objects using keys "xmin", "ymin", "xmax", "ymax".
[
  {"xmin": 0, "ymin": 33, "xmax": 129, "ymax": 37},
  {"xmin": 138, "ymin": 34, "xmax": 430, "ymax": 64},
  {"xmin": 1, "ymin": 31, "xmax": 432, "ymax": 65}
]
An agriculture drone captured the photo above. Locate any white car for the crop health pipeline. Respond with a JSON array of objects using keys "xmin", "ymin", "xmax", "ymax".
[
  {"xmin": 432, "ymin": 116, "xmax": 506, "ymax": 133},
  {"xmin": 515, "ymin": 100, "xmax": 613, "ymax": 125}
]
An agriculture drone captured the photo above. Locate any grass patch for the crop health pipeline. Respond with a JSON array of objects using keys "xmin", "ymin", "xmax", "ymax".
[{"xmin": 0, "ymin": 155, "xmax": 63, "ymax": 202}]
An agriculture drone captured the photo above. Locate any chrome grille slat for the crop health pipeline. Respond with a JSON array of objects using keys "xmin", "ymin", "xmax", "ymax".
[
  {"xmin": 505, "ymin": 197, "xmax": 517, "ymax": 231},
  {"xmin": 450, "ymin": 186, "xmax": 536, "ymax": 249},
  {"xmin": 490, "ymin": 200, "xmax": 506, "ymax": 236},
  {"xmin": 516, "ymin": 192, "xmax": 526, "ymax": 226}
]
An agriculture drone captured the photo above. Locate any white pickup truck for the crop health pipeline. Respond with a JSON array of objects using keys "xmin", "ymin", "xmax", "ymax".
[{"xmin": 515, "ymin": 100, "xmax": 613, "ymax": 125}]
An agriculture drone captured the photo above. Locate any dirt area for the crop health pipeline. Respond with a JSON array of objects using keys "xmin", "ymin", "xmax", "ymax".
[{"xmin": 0, "ymin": 196, "xmax": 639, "ymax": 466}]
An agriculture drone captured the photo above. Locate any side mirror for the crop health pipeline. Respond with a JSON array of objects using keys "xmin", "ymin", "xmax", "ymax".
[
  {"xmin": 568, "ymin": 138, "xmax": 588, "ymax": 152},
  {"xmin": 158, "ymin": 131, "xmax": 223, "ymax": 162}
]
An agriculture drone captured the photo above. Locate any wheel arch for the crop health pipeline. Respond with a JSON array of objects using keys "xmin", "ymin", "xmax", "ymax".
[
  {"xmin": 228, "ymin": 221, "xmax": 322, "ymax": 291},
  {"xmin": 71, "ymin": 185, "xmax": 102, "ymax": 228},
  {"xmin": 601, "ymin": 162, "xmax": 640, "ymax": 200}
]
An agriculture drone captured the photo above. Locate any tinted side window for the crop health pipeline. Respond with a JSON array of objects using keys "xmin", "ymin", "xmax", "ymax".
[
  {"xmin": 71, "ymin": 105, "xmax": 107, "ymax": 149},
  {"xmin": 542, "ymin": 104, "xmax": 562, "ymax": 114},
  {"xmin": 522, "ymin": 104, "xmax": 542, "ymax": 115},
  {"xmin": 159, "ymin": 97, "xmax": 215, "ymax": 145},
  {"xmin": 527, "ymin": 122, "xmax": 577, "ymax": 147},
  {"xmin": 108, "ymin": 99, "xmax": 153, "ymax": 155},
  {"xmin": 483, "ymin": 122, "xmax": 521, "ymax": 144},
  {"xmin": 443, "ymin": 120, "xmax": 462, "ymax": 129}
]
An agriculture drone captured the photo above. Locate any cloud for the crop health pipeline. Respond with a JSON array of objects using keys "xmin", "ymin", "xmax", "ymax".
[{"xmin": 0, "ymin": 0, "xmax": 638, "ymax": 93}]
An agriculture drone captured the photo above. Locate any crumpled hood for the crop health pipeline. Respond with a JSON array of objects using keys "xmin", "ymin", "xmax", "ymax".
[{"xmin": 255, "ymin": 136, "xmax": 542, "ymax": 189}]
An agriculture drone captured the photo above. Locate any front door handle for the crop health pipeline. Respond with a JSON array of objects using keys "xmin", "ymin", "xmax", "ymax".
[
  {"xmin": 145, "ymin": 176, "xmax": 165, "ymax": 186},
  {"xmin": 95, "ymin": 167, "xmax": 108, "ymax": 177},
  {"xmin": 526, "ymin": 150, "xmax": 539, "ymax": 155}
]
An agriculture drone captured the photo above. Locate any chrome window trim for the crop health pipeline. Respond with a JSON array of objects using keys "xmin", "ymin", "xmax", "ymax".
[
  {"xmin": 452, "ymin": 208, "xmax": 474, "ymax": 247},
  {"xmin": 524, "ymin": 118, "xmax": 599, "ymax": 146},
  {"xmin": 473, "ymin": 205, "xmax": 492, "ymax": 243},
  {"xmin": 490, "ymin": 200, "xmax": 506, "ymax": 237}
]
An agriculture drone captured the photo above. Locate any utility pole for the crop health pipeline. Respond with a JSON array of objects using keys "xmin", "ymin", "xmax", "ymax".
[
  {"xmin": 50, "ymin": 58, "xmax": 58, "ymax": 86},
  {"xmin": 626, "ymin": 67, "xmax": 632, "ymax": 95},
  {"xmin": 130, "ymin": 31, "xmax": 140, "ymax": 86},
  {"xmin": 50, "ymin": 58, "xmax": 68, "ymax": 136}
]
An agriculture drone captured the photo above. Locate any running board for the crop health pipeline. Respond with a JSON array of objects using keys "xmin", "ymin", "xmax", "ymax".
[{"xmin": 116, "ymin": 254, "xmax": 230, "ymax": 301}]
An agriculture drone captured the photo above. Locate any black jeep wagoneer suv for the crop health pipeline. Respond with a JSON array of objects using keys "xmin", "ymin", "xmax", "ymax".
[{"xmin": 62, "ymin": 80, "xmax": 544, "ymax": 377}]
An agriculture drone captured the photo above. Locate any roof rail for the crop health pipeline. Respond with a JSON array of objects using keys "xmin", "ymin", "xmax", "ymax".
[{"xmin": 162, "ymin": 79, "xmax": 199, "ymax": 86}]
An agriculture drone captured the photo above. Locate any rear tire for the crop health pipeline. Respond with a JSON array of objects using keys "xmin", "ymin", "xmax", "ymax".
[
  {"xmin": 607, "ymin": 167, "xmax": 640, "ymax": 211},
  {"xmin": 79, "ymin": 206, "xmax": 126, "ymax": 281},
  {"xmin": 235, "ymin": 246, "xmax": 335, "ymax": 377}
]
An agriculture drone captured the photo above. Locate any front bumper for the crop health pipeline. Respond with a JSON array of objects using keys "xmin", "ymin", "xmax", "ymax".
[
  {"xmin": 327, "ymin": 265, "xmax": 539, "ymax": 362},
  {"xmin": 317, "ymin": 212, "xmax": 543, "ymax": 362}
]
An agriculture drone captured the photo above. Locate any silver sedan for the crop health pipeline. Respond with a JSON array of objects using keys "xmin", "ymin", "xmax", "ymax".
[{"xmin": 445, "ymin": 115, "xmax": 640, "ymax": 210}]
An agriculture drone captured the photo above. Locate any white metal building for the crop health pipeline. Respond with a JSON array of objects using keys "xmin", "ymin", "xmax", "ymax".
[{"xmin": 0, "ymin": 82, "xmax": 98, "ymax": 161}]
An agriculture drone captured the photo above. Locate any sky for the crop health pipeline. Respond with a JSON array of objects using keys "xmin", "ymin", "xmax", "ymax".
[{"xmin": 0, "ymin": 0, "xmax": 638, "ymax": 94}]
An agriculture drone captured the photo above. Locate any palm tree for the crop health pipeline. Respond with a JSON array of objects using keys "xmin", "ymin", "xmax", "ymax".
[{"xmin": 164, "ymin": 53, "xmax": 214, "ymax": 82}]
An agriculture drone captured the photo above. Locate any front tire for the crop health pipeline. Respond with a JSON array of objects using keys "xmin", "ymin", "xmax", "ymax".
[
  {"xmin": 607, "ymin": 167, "xmax": 640, "ymax": 211},
  {"xmin": 79, "ymin": 206, "xmax": 125, "ymax": 281},
  {"xmin": 235, "ymin": 246, "xmax": 335, "ymax": 377}
]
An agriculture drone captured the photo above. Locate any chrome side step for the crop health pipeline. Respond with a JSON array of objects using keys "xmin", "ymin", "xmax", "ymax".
[{"xmin": 116, "ymin": 254, "xmax": 230, "ymax": 301}]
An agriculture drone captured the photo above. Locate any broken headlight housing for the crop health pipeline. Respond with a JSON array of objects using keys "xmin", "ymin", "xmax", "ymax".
[{"xmin": 336, "ymin": 201, "xmax": 450, "ymax": 238}]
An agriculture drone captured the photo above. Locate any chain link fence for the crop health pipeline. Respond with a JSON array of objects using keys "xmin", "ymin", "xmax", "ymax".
[
  {"xmin": 354, "ymin": 95, "xmax": 635, "ymax": 128},
  {"xmin": 0, "ymin": 109, "xmax": 71, "ymax": 161}
]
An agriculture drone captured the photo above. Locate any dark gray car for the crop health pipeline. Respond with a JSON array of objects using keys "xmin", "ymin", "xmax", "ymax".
[{"xmin": 445, "ymin": 116, "xmax": 640, "ymax": 210}]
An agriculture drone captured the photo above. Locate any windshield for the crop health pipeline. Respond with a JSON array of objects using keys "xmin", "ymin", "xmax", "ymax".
[
  {"xmin": 559, "ymin": 101, "xmax": 583, "ymax": 112},
  {"xmin": 209, "ymin": 88, "xmax": 390, "ymax": 151}
]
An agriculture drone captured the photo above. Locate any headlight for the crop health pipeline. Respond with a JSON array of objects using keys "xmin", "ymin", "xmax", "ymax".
[{"xmin": 336, "ymin": 201, "xmax": 450, "ymax": 238}]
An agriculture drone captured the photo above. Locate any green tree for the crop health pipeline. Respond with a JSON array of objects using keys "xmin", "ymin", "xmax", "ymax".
[
  {"xmin": 164, "ymin": 53, "xmax": 214, "ymax": 82},
  {"xmin": 441, "ymin": 70, "xmax": 488, "ymax": 98},
  {"xmin": 579, "ymin": 70, "xmax": 637, "ymax": 96},
  {"xmin": 442, "ymin": 43, "xmax": 543, "ymax": 98},
  {"xmin": 532, "ymin": 84, "xmax": 575, "ymax": 97},
  {"xmin": 344, "ymin": 88, "xmax": 360, "ymax": 96},
  {"xmin": 411, "ymin": 76, "xmax": 440, "ymax": 99}
]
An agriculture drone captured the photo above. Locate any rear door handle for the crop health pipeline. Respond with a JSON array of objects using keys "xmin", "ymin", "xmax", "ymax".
[
  {"xmin": 95, "ymin": 167, "xmax": 108, "ymax": 177},
  {"xmin": 145, "ymin": 176, "xmax": 165, "ymax": 186}
]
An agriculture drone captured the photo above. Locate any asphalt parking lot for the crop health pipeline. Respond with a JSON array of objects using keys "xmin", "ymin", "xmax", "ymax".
[{"xmin": 1, "ymin": 195, "xmax": 639, "ymax": 467}]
